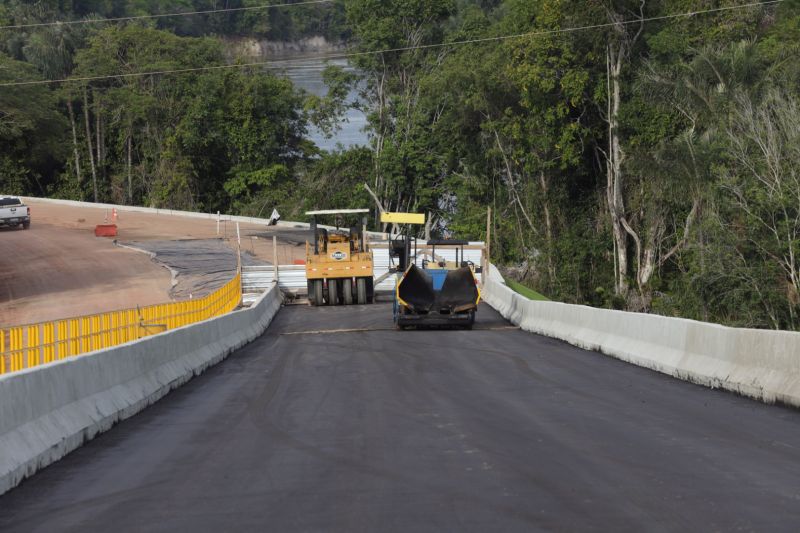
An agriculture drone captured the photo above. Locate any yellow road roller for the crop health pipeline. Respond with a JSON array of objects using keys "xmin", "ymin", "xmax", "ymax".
[{"xmin": 306, "ymin": 209, "xmax": 374, "ymax": 305}]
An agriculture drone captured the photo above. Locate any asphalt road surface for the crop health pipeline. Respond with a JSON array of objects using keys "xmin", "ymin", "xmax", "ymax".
[{"xmin": 2, "ymin": 304, "xmax": 800, "ymax": 532}]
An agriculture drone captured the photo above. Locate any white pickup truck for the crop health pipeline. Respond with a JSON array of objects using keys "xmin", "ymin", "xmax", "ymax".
[{"xmin": 0, "ymin": 196, "xmax": 30, "ymax": 230}]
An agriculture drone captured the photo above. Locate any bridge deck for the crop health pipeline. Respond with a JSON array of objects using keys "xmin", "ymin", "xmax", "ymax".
[{"xmin": 2, "ymin": 303, "xmax": 799, "ymax": 531}]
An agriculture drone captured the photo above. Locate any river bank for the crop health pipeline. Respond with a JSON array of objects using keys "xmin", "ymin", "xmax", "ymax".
[{"xmin": 223, "ymin": 35, "xmax": 347, "ymax": 60}]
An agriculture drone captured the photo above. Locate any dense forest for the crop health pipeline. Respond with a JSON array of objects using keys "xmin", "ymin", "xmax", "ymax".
[{"xmin": 2, "ymin": 0, "xmax": 800, "ymax": 330}]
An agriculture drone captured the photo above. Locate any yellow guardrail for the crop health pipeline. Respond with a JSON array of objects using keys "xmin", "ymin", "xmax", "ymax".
[{"xmin": 0, "ymin": 273, "xmax": 241, "ymax": 376}]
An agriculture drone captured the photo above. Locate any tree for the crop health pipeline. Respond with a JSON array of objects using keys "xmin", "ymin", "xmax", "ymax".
[
  {"xmin": 71, "ymin": 25, "xmax": 224, "ymax": 206},
  {"xmin": 715, "ymin": 89, "xmax": 800, "ymax": 328},
  {"xmin": 345, "ymin": 0, "xmax": 457, "ymax": 230},
  {"xmin": 176, "ymin": 68, "xmax": 311, "ymax": 212},
  {"xmin": 0, "ymin": 53, "xmax": 67, "ymax": 195}
]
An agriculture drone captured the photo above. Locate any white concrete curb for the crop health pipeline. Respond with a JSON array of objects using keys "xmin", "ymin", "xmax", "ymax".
[
  {"xmin": 482, "ymin": 264, "xmax": 800, "ymax": 408},
  {"xmin": 22, "ymin": 196, "xmax": 389, "ymax": 238},
  {"xmin": 24, "ymin": 195, "xmax": 286, "ymax": 227},
  {"xmin": 0, "ymin": 285, "xmax": 283, "ymax": 496}
]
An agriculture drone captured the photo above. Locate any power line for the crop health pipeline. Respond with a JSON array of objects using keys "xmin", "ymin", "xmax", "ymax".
[
  {"xmin": 0, "ymin": 0, "xmax": 781, "ymax": 88},
  {"xmin": 0, "ymin": 0, "xmax": 335, "ymax": 30}
]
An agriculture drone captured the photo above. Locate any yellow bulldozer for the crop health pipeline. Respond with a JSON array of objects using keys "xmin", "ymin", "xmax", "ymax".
[{"xmin": 305, "ymin": 209, "xmax": 374, "ymax": 305}]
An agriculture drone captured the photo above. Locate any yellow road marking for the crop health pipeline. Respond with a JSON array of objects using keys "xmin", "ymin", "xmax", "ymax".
[
  {"xmin": 281, "ymin": 327, "xmax": 392, "ymax": 335},
  {"xmin": 280, "ymin": 325, "xmax": 519, "ymax": 335}
]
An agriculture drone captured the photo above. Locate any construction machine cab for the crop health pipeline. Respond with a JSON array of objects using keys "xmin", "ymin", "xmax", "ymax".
[{"xmin": 422, "ymin": 240, "xmax": 472, "ymax": 270}]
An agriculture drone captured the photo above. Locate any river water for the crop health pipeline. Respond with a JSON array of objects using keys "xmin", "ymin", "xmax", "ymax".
[{"xmin": 274, "ymin": 57, "xmax": 369, "ymax": 151}]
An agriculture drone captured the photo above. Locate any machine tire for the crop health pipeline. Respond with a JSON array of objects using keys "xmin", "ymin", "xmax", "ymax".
[
  {"xmin": 22, "ymin": 222, "xmax": 30, "ymax": 230},
  {"xmin": 327, "ymin": 279, "xmax": 340, "ymax": 305},
  {"xmin": 356, "ymin": 277, "xmax": 367, "ymax": 305},
  {"xmin": 342, "ymin": 278, "xmax": 354, "ymax": 305},
  {"xmin": 312, "ymin": 279, "xmax": 324, "ymax": 306},
  {"xmin": 366, "ymin": 277, "xmax": 375, "ymax": 303}
]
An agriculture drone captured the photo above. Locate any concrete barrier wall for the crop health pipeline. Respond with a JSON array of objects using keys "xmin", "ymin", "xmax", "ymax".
[
  {"xmin": 24, "ymin": 195, "xmax": 280, "ymax": 227},
  {"xmin": 22, "ymin": 196, "xmax": 386, "ymax": 237},
  {"xmin": 0, "ymin": 285, "xmax": 282, "ymax": 496},
  {"xmin": 482, "ymin": 264, "xmax": 800, "ymax": 407}
]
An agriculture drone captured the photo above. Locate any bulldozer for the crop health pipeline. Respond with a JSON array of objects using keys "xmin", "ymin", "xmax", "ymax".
[
  {"xmin": 305, "ymin": 209, "xmax": 374, "ymax": 306},
  {"xmin": 383, "ymin": 213, "xmax": 481, "ymax": 329}
]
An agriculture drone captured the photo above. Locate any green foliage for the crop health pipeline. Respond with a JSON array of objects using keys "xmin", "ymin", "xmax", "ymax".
[
  {"xmin": 343, "ymin": 0, "xmax": 459, "ymax": 226},
  {"xmin": 224, "ymin": 164, "xmax": 291, "ymax": 214},
  {"xmin": 0, "ymin": 1, "xmax": 349, "ymax": 42},
  {"xmin": 174, "ymin": 68, "xmax": 309, "ymax": 211},
  {"xmin": 286, "ymin": 147, "xmax": 374, "ymax": 219},
  {"xmin": 504, "ymin": 277, "xmax": 550, "ymax": 301},
  {"xmin": 0, "ymin": 52, "xmax": 67, "ymax": 195},
  {"xmin": 3, "ymin": 0, "xmax": 800, "ymax": 331},
  {"xmin": 304, "ymin": 64, "xmax": 359, "ymax": 139},
  {"xmin": 6, "ymin": 23, "xmax": 313, "ymax": 210}
]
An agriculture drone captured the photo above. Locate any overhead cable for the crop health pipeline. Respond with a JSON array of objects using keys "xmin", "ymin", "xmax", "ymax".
[
  {"xmin": 0, "ymin": 1, "xmax": 781, "ymax": 88},
  {"xmin": 0, "ymin": 0, "xmax": 335, "ymax": 30}
]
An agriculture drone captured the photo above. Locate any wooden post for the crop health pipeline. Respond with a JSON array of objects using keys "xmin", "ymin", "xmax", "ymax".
[
  {"xmin": 236, "ymin": 223, "xmax": 242, "ymax": 280},
  {"xmin": 273, "ymin": 235, "xmax": 279, "ymax": 285},
  {"xmin": 216, "ymin": 211, "xmax": 220, "ymax": 235}
]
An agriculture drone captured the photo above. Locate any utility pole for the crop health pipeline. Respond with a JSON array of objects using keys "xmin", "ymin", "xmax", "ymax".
[{"xmin": 484, "ymin": 207, "xmax": 492, "ymax": 285}]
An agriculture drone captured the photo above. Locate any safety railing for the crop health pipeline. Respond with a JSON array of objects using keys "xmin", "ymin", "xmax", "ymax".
[{"xmin": 0, "ymin": 273, "xmax": 241, "ymax": 376}]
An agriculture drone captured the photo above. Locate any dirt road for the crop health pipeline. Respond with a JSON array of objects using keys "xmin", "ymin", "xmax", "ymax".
[{"xmin": 0, "ymin": 200, "xmax": 305, "ymax": 327}]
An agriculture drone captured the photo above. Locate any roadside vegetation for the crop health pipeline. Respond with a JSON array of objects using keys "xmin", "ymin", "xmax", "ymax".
[
  {"xmin": 2, "ymin": 0, "xmax": 800, "ymax": 330},
  {"xmin": 504, "ymin": 277, "xmax": 550, "ymax": 302}
]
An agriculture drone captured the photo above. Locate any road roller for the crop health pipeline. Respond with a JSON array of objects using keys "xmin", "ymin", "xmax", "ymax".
[{"xmin": 305, "ymin": 209, "xmax": 374, "ymax": 305}]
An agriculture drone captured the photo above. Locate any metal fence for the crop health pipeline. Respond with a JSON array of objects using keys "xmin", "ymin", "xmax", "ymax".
[
  {"xmin": 241, "ymin": 242, "xmax": 485, "ymax": 298},
  {"xmin": 369, "ymin": 243, "xmax": 484, "ymax": 290},
  {"xmin": 0, "ymin": 273, "xmax": 242, "ymax": 376},
  {"xmin": 241, "ymin": 265, "xmax": 306, "ymax": 305}
]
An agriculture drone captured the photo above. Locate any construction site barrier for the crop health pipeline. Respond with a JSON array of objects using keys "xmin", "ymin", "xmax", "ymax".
[
  {"xmin": 0, "ymin": 283, "xmax": 281, "ymax": 496},
  {"xmin": 481, "ymin": 264, "xmax": 800, "ymax": 408},
  {"xmin": 0, "ymin": 273, "xmax": 241, "ymax": 375}
]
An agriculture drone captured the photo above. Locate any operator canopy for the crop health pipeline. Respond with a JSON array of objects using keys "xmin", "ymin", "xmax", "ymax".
[{"xmin": 305, "ymin": 209, "xmax": 370, "ymax": 215}]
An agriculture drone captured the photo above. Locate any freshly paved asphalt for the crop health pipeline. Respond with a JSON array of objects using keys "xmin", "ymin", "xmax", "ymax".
[{"xmin": 2, "ymin": 303, "xmax": 800, "ymax": 532}]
